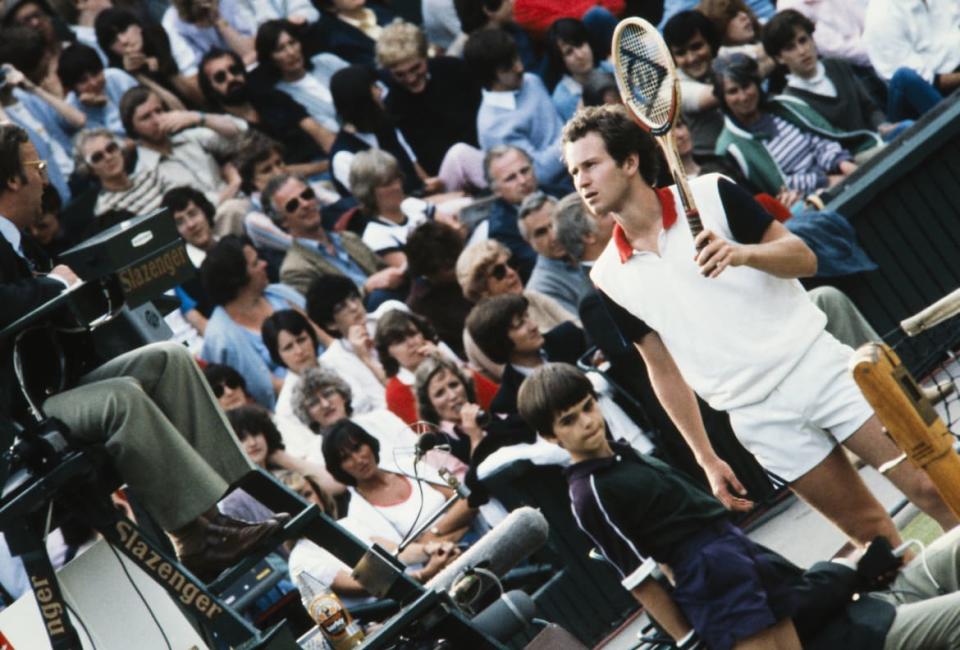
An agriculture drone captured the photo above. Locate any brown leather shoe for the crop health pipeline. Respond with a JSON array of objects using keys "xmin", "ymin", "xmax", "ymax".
[
  {"xmin": 180, "ymin": 514, "xmax": 290, "ymax": 582},
  {"xmin": 207, "ymin": 511, "xmax": 290, "ymax": 531}
]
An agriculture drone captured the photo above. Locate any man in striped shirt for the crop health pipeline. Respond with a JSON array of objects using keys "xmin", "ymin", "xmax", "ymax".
[{"xmin": 76, "ymin": 128, "xmax": 170, "ymax": 217}]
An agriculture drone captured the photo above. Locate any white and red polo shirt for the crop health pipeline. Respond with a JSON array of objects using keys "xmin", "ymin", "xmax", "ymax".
[{"xmin": 590, "ymin": 174, "xmax": 826, "ymax": 411}]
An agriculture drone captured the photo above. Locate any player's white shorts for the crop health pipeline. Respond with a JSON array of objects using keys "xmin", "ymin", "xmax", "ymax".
[{"xmin": 728, "ymin": 331, "xmax": 874, "ymax": 483}]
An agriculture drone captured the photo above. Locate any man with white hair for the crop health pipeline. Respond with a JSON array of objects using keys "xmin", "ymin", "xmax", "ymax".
[
  {"xmin": 552, "ymin": 191, "xmax": 616, "ymax": 270},
  {"xmin": 518, "ymin": 191, "xmax": 592, "ymax": 315}
]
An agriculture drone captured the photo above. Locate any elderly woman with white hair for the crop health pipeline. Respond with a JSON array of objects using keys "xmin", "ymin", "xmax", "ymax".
[
  {"xmin": 76, "ymin": 127, "xmax": 172, "ymax": 216},
  {"xmin": 350, "ymin": 148, "xmax": 433, "ymax": 268},
  {"xmin": 290, "ymin": 365, "xmax": 418, "ymax": 469},
  {"xmin": 455, "ymin": 238, "xmax": 580, "ymax": 379}
]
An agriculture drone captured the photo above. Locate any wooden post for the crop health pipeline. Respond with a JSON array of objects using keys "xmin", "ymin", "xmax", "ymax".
[{"xmin": 850, "ymin": 342, "xmax": 960, "ymax": 518}]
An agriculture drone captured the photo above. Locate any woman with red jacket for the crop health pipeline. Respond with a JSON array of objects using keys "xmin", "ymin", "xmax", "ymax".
[{"xmin": 374, "ymin": 310, "xmax": 498, "ymax": 425}]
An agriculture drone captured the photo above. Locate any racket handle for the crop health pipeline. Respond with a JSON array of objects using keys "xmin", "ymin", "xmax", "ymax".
[
  {"xmin": 686, "ymin": 208, "xmax": 705, "ymax": 249},
  {"xmin": 666, "ymin": 157, "xmax": 705, "ymax": 250}
]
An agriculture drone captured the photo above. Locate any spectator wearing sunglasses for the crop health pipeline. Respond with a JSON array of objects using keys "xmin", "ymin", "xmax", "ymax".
[
  {"xmin": 262, "ymin": 173, "xmax": 405, "ymax": 308},
  {"xmin": 230, "ymin": 131, "xmax": 343, "ymax": 263},
  {"xmin": 75, "ymin": 127, "xmax": 171, "ymax": 217},
  {"xmin": 198, "ymin": 48, "xmax": 331, "ymax": 175},
  {"xmin": 203, "ymin": 362, "xmax": 253, "ymax": 411},
  {"xmin": 456, "ymin": 238, "xmax": 579, "ymax": 380}
]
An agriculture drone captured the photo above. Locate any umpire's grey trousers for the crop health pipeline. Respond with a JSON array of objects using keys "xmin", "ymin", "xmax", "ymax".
[{"xmin": 43, "ymin": 342, "xmax": 254, "ymax": 531}]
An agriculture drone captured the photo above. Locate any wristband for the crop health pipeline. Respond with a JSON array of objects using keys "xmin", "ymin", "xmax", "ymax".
[{"xmin": 197, "ymin": 112, "xmax": 206, "ymax": 128}]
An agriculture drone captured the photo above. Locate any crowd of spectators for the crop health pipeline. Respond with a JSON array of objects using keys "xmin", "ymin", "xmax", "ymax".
[{"xmin": 3, "ymin": 0, "xmax": 960, "ymax": 640}]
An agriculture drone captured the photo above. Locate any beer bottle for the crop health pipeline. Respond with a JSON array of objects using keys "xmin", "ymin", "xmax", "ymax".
[{"xmin": 297, "ymin": 571, "xmax": 365, "ymax": 649}]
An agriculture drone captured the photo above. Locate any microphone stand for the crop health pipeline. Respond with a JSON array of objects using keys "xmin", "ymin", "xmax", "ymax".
[{"xmin": 396, "ymin": 467, "xmax": 468, "ymax": 556}]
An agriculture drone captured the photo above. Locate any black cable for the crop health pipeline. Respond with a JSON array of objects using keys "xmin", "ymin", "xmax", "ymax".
[
  {"xmin": 106, "ymin": 540, "xmax": 173, "ymax": 650},
  {"xmin": 63, "ymin": 599, "xmax": 98, "ymax": 650},
  {"xmin": 397, "ymin": 454, "xmax": 427, "ymax": 550}
]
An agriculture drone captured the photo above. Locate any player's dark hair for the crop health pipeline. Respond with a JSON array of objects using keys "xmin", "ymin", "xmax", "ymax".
[{"xmin": 562, "ymin": 105, "xmax": 660, "ymax": 184}]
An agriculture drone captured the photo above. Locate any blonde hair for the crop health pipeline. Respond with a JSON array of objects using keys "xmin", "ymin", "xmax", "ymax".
[
  {"xmin": 73, "ymin": 127, "xmax": 119, "ymax": 178},
  {"xmin": 375, "ymin": 20, "xmax": 428, "ymax": 68},
  {"xmin": 456, "ymin": 239, "xmax": 510, "ymax": 302},
  {"xmin": 275, "ymin": 469, "xmax": 338, "ymax": 518}
]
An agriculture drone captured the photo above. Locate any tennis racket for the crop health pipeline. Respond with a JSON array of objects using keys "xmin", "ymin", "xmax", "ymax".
[{"xmin": 612, "ymin": 17, "xmax": 704, "ymax": 246}]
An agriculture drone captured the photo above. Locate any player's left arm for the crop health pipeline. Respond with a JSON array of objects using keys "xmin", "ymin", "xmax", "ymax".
[{"xmin": 694, "ymin": 177, "xmax": 817, "ymax": 280}]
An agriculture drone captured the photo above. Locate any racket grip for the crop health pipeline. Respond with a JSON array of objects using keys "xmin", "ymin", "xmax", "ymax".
[{"xmin": 686, "ymin": 208, "xmax": 706, "ymax": 250}]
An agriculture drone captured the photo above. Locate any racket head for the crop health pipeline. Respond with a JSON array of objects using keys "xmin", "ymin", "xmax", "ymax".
[{"xmin": 612, "ymin": 17, "xmax": 680, "ymax": 136}]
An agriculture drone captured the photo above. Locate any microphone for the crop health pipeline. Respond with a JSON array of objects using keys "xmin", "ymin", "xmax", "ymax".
[
  {"xmin": 471, "ymin": 590, "xmax": 537, "ymax": 642},
  {"xmin": 415, "ymin": 432, "xmax": 448, "ymax": 459},
  {"xmin": 901, "ymin": 287, "xmax": 960, "ymax": 336},
  {"xmin": 425, "ymin": 507, "xmax": 549, "ymax": 593},
  {"xmin": 472, "ymin": 408, "xmax": 491, "ymax": 428}
]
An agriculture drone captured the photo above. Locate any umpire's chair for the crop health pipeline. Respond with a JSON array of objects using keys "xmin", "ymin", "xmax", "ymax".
[{"xmin": 0, "ymin": 276, "xmax": 500, "ymax": 649}]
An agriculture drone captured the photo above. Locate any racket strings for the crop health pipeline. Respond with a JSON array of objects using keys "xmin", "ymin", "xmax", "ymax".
[{"xmin": 617, "ymin": 27, "xmax": 675, "ymax": 129}]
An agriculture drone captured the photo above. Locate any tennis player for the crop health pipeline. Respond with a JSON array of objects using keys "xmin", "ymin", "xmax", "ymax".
[{"xmin": 561, "ymin": 104, "xmax": 957, "ymax": 546}]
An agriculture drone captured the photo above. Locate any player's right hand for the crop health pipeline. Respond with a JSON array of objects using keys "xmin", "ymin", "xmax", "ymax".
[{"xmin": 703, "ymin": 458, "xmax": 754, "ymax": 512}]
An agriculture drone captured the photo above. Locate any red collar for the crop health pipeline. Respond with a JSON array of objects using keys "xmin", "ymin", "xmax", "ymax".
[{"xmin": 612, "ymin": 187, "xmax": 678, "ymax": 263}]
